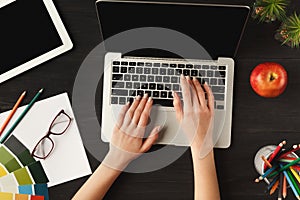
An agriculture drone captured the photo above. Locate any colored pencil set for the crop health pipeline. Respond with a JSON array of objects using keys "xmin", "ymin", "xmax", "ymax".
[{"xmin": 255, "ymin": 140, "xmax": 300, "ymax": 200}]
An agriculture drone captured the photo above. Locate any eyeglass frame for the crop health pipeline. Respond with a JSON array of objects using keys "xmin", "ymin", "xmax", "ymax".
[{"xmin": 31, "ymin": 109, "xmax": 72, "ymax": 159}]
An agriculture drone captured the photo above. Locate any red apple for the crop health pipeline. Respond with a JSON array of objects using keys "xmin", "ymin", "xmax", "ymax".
[{"xmin": 250, "ymin": 62, "xmax": 288, "ymax": 98}]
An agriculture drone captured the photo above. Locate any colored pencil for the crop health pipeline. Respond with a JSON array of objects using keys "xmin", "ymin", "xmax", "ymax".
[
  {"xmin": 269, "ymin": 157, "xmax": 300, "ymax": 178},
  {"xmin": 268, "ymin": 175, "xmax": 279, "ymax": 193},
  {"xmin": 281, "ymin": 168, "xmax": 300, "ymax": 200},
  {"xmin": 279, "ymin": 144, "xmax": 300, "ymax": 159},
  {"xmin": 0, "ymin": 89, "xmax": 43, "ymax": 144},
  {"xmin": 283, "ymin": 175, "xmax": 287, "ymax": 199},
  {"xmin": 0, "ymin": 91, "xmax": 26, "ymax": 136},
  {"xmin": 262, "ymin": 155, "xmax": 273, "ymax": 168},
  {"xmin": 286, "ymin": 169, "xmax": 300, "ymax": 198},
  {"xmin": 255, "ymin": 165, "xmax": 278, "ymax": 182},
  {"xmin": 265, "ymin": 140, "xmax": 286, "ymax": 170},
  {"xmin": 278, "ymin": 173, "xmax": 283, "ymax": 200},
  {"xmin": 270, "ymin": 180, "xmax": 279, "ymax": 195},
  {"xmin": 290, "ymin": 167, "xmax": 300, "ymax": 184}
]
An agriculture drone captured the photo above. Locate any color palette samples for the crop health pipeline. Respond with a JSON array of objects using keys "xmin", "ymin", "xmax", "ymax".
[
  {"xmin": 0, "ymin": 136, "xmax": 49, "ymax": 200},
  {"xmin": 0, "ymin": 192, "xmax": 44, "ymax": 200}
]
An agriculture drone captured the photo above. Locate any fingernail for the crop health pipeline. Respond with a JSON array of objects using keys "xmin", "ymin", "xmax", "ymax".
[
  {"xmin": 126, "ymin": 101, "xmax": 130, "ymax": 105},
  {"xmin": 144, "ymin": 93, "xmax": 148, "ymax": 98},
  {"xmin": 180, "ymin": 74, "xmax": 184, "ymax": 79},
  {"xmin": 136, "ymin": 95, "xmax": 141, "ymax": 100},
  {"xmin": 185, "ymin": 76, "xmax": 190, "ymax": 80},
  {"xmin": 193, "ymin": 77, "xmax": 196, "ymax": 81},
  {"xmin": 156, "ymin": 126, "xmax": 162, "ymax": 132},
  {"xmin": 148, "ymin": 97, "xmax": 153, "ymax": 102}
]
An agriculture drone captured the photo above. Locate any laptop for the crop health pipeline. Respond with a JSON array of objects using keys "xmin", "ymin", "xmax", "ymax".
[
  {"xmin": 0, "ymin": 0, "xmax": 73, "ymax": 83},
  {"xmin": 96, "ymin": 0, "xmax": 250, "ymax": 148}
]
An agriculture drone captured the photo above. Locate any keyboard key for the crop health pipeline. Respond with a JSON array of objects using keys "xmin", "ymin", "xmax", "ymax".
[
  {"xmin": 191, "ymin": 70, "xmax": 198, "ymax": 77},
  {"xmin": 207, "ymin": 70, "xmax": 214, "ymax": 77},
  {"xmin": 178, "ymin": 64, "xmax": 185, "ymax": 68},
  {"xmin": 152, "ymin": 68, "xmax": 159, "ymax": 74},
  {"xmin": 163, "ymin": 76, "xmax": 170, "ymax": 83},
  {"xmin": 160, "ymin": 91, "xmax": 168, "ymax": 98},
  {"xmin": 160, "ymin": 68, "xmax": 166, "ymax": 75},
  {"xmin": 145, "ymin": 90, "xmax": 152, "ymax": 97},
  {"xmin": 162, "ymin": 63, "xmax": 169, "ymax": 67},
  {"xmin": 111, "ymin": 97, "xmax": 118, "ymax": 104},
  {"xmin": 124, "ymin": 74, "xmax": 131, "ymax": 81},
  {"xmin": 129, "ymin": 90, "xmax": 136, "ymax": 96},
  {"xmin": 155, "ymin": 76, "xmax": 162, "ymax": 82},
  {"xmin": 175, "ymin": 69, "xmax": 182, "ymax": 75},
  {"xmin": 148, "ymin": 75, "xmax": 155, "ymax": 82},
  {"xmin": 113, "ymin": 66, "xmax": 119, "ymax": 73},
  {"xmin": 219, "ymin": 66, "xmax": 226, "ymax": 70},
  {"xmin": 136, "ymin": 67, "xmax": 143, "ymax": 74},
  {"xmin": 132, "ymin": 75, "xmax": 139, "ymax": 81},
  {"xmin": 137, "ymin": 62, "xmax": 144, "ymax": 66},
  {"xmin": 154, "ymin": 63, "xmax": 160, "ymax": 67},
  {"xmin": 140, "ymin": 75, "xmax": 146, "ymax": 82},
  {"xmin": 165, "ymin": 84, "xmax": 171, "ymax": 90},
  {"xmin": 121, "ymin": 61, "xmax": 128, "ymax": 65},
  {"xmin": 121, "ymin": 67, "xmax": 127, "ymax": 73},
  {"xmin": 168, "ymin": 91, "xmax": 173, "ymax": 98},
  {"xmin": 199, "ymin": 70, "xmax": 206, "ymax": 77},
  {"xmin": 171, "ymin": 76, "xmax": 178, "ymax": 83},
  {"xmin": 186, "ymin": 64, "xmax": 193, "ymax": 68},
  {"xmin": 141, "ymin": 83, "xmax": 148, "ymax": 89},
  {"xmin": 172, "ymin": 84, "xmax": 180, "ymax": 91},
  {"xmin": 137, "ymin": 90, "xmax": 144, "ymax": 96},
  {"xmin": 214, "ymin": 94, "xmax": 225, "ymax": 101},
  {"xmin": 119, "ymin": 97, "xmax": 126, "ymax": 105},
  {"xmin": 203, "ymin": 78, "xmax": 210, "ymax": 84},
  {"xmin": 133, "ymin": 82, "xmax": 140, "ymax": 89},
  {"xmin": 170, "ymin": 64, "xmax": 177, "ymax": 68},
  {"xmin": 153, "ymin": 91, "xmax": 160, "ymax": 97},
  {"xmin": 112, "ymin": 74, "xmax": 123, "ymax": 80},
  {"xmin": 167, "ymin": 69, "xmax": 174, "ymax": 75},
  {"xmin": 218, "ymin": 79, "xmax": 226, "ymax": 85},
  {"xmin": 217, "ymin": 105, "xmax": 224, "ymax": 110},
  {"xmin": 183, "ymin": 69, "xmax": 190, "ymax": 76},
  {"xmin": 194, "ymin": 65, "xmax": 201, "ymax": 69},
  {"xmin": 212, "ymin": 86, "xmax": 225, "ymax": 93},
  {"xmin": 153, "ymin": 99, "xmax": 173, "ymax": 107},
  {"xmin": 202, "ymin": 65, "xmax": 209, "ymax": 69},
  {"xmin": 127, "ymin": 97, "xmax": 134, "ymax": 104},
  {"xmin": 157, "ymin": 84, "xmax": 164, "ymax": 90},
  {"xmin": 149, "ymin": 83, "xmax": 156, "ymax": 90},
  {"xmin": 126, "ymin": 82, "xmax": 132, "ymax": 88},
  {"xmin": 144, "ymin": 68, "xmax": 151, "ymax": 74},
  {"xmin": 210, "ymin": 78, "xmax": 217, "ymax": 85},
  {"xmin": 211, "ymin": 65, "xmax": 218, "ymax": 70},
  {"xmin": 215, "ymin": 71, "xmax": 226, "ymax": 78},
  {"xmin": 113, "ymin": 61, "xmax": 120, "ymax": 65},
  {"xmin": 129, "ymin": 62, "xmax": 136, "ymax": 66},
  {"xmin": 145, "ymin": 63, "xmax": 152, "ymax": 67},
  {"xmin": 112, "ymin": 89, "xmax": 128, "ymax": 96},
  {"xmin": 128, "ymin": 67, "xmax": 135, "ymax": 73},
  {"xmin": 112, "ymin": 82, "xmax": 124, "ymax": 88}
]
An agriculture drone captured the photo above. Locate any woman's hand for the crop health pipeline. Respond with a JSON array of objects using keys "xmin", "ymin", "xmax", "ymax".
[
  {"xmin": 173, "ymin": 75, "xmax": 214, "ymax": 154},
  {"xmin": 103, "ymin": 94, "xmax": 161, "ymax": 171}
]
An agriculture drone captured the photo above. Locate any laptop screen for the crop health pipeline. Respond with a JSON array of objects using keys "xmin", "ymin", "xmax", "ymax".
[{"xmin": 96, "ymin": 1, "xmax": 249, "ymax": 60}]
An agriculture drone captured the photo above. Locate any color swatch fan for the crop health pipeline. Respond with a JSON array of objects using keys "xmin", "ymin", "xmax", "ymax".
[{"xmin": 0, "ymin": 136, "xmax": 49, "ymax": 200}]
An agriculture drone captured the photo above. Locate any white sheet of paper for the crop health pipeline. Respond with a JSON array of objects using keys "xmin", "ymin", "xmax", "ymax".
[{"xmin": 0, "ymin": 93, "xmax": 92, "ymax": 187}]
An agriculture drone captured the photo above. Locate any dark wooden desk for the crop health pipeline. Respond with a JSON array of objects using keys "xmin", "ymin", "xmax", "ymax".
[{"xmin": 1, "ymin": 0, "xmax": 300, "ymax": 199}]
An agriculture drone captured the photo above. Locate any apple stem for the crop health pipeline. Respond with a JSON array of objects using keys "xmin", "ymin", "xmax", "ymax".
[{"xmin": 270, "ymin": 73, "xmax": 278, "ymax": 81}]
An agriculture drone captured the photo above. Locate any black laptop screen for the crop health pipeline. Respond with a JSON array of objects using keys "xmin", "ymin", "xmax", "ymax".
[{"xmin": 96, "ymin": 1, "xmax": 249, "ymax": 60}]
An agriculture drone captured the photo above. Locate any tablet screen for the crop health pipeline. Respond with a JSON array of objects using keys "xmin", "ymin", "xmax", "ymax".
[{"xmin": 0, "ymin": 0, "xmax": 72, "ymax": 82}]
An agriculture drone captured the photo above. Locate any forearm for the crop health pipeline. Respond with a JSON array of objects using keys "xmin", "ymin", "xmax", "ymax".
[
  {"xmin": 72, "ymin": 163, "xmax": 122, "ymax": 200},
  {"xmin": 191, "ymin": 148, "xmax": 220, "ymax": 200}
]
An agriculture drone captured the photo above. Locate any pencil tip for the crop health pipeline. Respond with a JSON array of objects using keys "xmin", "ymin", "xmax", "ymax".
[
  {"xmin": 22, "ymin": 91, "xmax": 26, "ymax": 95},
  {"xmin": 282, "ymin": 140, "xmax": 286, "ymax": 145},
  {"xmin": 39, "ymin": 88, "xmax": 44, "ymax": 93},
  {"xmin": 254, "ymin": 178, "xmax": 259, "ymax": 183}
]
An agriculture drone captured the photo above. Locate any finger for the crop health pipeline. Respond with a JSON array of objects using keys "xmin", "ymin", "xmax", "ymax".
[
  {"xmin": 123, "ymin": 95, "xmax": 142, "ymax": 125},
  {"xmin": 203, "ymin": 82, "xmax": 215, "ymax": 112},
  {"xmin": 138, "ymin": 97, "xmax": 153, "ymax": 127},
  {"xmin": 140, "ymin": 126, "xmax": 160, "ymax": 153},
  {"xmin": 132, "ymin": 94, "xmax": 149, "ymax": 125},
  {"xmin": 180, "ymin": 74, "xmax": 192, "ymax": 110},
  {"xmin": 188, "ymin": 78, "xmax": 200, "ymax": 110},
  {"xmin": 173, "ymin": 91, "xmax": 183, "ymax": 122},
  {"xmin": 116, "ymin": 102, "xmax": 130, "ymax": 127},
  {"xmin": 192, "ymin": 77, "xmax": 206, "ymax": 107}
]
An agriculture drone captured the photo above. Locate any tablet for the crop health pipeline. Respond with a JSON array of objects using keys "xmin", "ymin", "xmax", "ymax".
[{"xmin": 0, "ymin": 0, "xmax": 73, "ymax": 83}]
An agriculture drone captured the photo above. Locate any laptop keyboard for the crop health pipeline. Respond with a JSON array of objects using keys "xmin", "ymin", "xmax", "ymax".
[{"xmin": 110, "ymin": 59, "xmax": 226, "ymax": 110}]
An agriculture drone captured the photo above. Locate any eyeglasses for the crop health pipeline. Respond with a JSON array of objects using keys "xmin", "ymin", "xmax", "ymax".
[{"xmin": 31, "ymin": 109, "xmax": 72, "ymax": 159}]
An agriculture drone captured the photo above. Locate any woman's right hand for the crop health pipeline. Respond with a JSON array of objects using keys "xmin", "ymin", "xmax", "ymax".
[{"xmin": 173, "ymin": 75, "xmax": 215, "ymax": 154}]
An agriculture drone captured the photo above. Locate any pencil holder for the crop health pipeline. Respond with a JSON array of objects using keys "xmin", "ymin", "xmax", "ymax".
[{"xmin": 254, "ymin": 145, "xmax": 299, "ymax": 184}]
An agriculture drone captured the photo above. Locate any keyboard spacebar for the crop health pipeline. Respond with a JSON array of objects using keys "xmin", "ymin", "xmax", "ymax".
[{"xmin": 152, "ymin": 99, "xmax": 173, "ymax": 107}]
